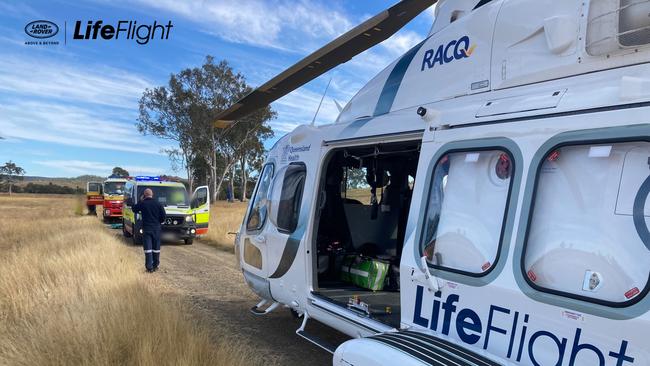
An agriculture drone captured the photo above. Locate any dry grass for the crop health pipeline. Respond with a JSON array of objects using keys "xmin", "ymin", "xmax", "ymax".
[
  {"xmin": 201, "ymin": 201, "xmax": 248, "ymax": 252},
  {"xmin": 344, "ymin": 188, "xmax": 373, "ymax": 205},
  {"xmin": 0, "ymin": 194, "xmax": 262, "ymax": 366}
]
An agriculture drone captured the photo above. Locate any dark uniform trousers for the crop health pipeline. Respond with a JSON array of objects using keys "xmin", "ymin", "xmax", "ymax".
[{"xmin": 143, "ymin": 226, "xmax": 161, "ymax": 270}]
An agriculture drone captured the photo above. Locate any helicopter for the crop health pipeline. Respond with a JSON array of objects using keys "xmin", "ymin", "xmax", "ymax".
[{"xmin": 215, "ymin": 0, "xmax": 650, "ymax": 364}]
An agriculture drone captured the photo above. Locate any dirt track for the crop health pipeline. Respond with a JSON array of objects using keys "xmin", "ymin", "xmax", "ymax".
[{"xmin": 114, "ymin": 230, "xmax": 346, "ymax": 365}]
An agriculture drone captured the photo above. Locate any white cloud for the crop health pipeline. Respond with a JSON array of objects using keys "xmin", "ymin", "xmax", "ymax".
[
  {"xmin": 107, "ymin": 0, "xmax": 431, "ymax": 132},
  {"xmin": 0, "ymin": 56, "xmax": 150, "ymax": 109},
  {"xmin": 0, "ymin": 100, "xmax": 170, "ymax": 154},
  {"xmin": 34, "ymin": 159, "xmax": 164, "ymax": 176},
  {"xmin": 122, "ymin": 0, "xmax": 352, "ymax": 52},
  {"xmin": 0, "ymin": 53, "xmax": 173, "ymax": 155},
  {"xmin": 381, "ymin": 30, "xmax": 423, "ymax": 58},
  {"xmin": 0, "ymin": 2, "xmax": 38, "ymax": 19}
]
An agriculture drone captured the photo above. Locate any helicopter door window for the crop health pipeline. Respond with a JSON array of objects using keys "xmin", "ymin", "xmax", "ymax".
[
  {"xmin": 269, "ymin": 163, "xmax": 306, "ymax": 234},
  {"xmin": 524, "ymin": 141, "xmax": 650, "ymax": 305},
  {"xmin": 246, "ymin": 163, "xmax": 274, "ymax": 232},
  {"xmin": 421, "ymin": 149, "xmax": 513, "ymax": 276}
]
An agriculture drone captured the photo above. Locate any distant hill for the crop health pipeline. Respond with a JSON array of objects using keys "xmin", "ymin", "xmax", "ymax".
[{"xmin": 19, "ymin": 175, "xmax": 106, "ymax": 189}]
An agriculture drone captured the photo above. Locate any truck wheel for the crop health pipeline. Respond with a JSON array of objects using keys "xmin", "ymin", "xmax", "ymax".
[
  {"xmin": 133, "ymin": 232, "xmax": 142, "ymax": 246},
  {"xmin": 184, "ymin": 238, "xmax": 193, "ymax": 245},
  {"xmin": 122, "ymin": 220, "xmax": 132, "ymax": 238}
]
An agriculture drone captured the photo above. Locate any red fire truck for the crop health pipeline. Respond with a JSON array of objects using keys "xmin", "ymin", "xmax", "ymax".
[{"xmin": 102, "ymin": 177, "xmax": 128, "ymax": 222}]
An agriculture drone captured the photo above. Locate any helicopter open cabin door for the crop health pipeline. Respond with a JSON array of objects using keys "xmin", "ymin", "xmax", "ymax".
[{"xmin": 191, "ymin": 185, "xmax": 210, "ymax": 235}]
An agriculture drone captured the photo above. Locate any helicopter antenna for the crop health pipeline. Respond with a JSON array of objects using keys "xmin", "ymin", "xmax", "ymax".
[{"xmin": 311, "ymin": 76, "xmax": 332, "ymax": 126}]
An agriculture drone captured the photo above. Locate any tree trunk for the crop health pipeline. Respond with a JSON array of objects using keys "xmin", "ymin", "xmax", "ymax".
[
  {"xmin": 8, "ymin": 183, "xmax": 12, "ymax": 196},
  {"xmin": 240, "ymin": 157, "xmax": 247, "ymax": 202},
  {"xmin": 229, "ymin": 164, "xmax": 235, "ymax": 203},
  {"xmin": 184, "ymin": 153, "xmax": 193, "ymax": 192},
  {"xmin": 187, "ymin": 165, "xmax": 193, "ymax": 192},
  {"xmin": 214, "ymin": 162, "xmax": 231, "ymax": 202},
  {"xmin": 210, "ymin": 149, "xmax": 218, "ymax": 203}
]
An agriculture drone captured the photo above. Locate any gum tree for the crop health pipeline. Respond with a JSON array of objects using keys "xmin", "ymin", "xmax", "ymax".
[
  {"xmin": 137, "ymin": 56, "xmax": 274, "ymax": 200},
  {"xmin": 0, "ymin": 161, "xmax": 26, "ymax": 196}
]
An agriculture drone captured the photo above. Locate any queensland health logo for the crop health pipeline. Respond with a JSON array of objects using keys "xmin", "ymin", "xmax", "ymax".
[{"xmin": 421, "ymin": 35, "xmax": 476, "ymax": 71}]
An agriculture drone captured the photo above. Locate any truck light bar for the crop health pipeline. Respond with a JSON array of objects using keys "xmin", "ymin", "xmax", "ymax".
[{"xmin": 134, "ymin": 176, "xmax": 162, "ymax": 181}]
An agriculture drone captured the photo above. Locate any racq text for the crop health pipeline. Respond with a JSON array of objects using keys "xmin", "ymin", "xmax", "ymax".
[{"xmin": 73, "ymin": 20, "xmax": 173, "ymax": 45}]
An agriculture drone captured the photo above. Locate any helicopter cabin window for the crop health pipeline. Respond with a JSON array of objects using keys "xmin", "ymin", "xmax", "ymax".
[
  {"xmin": 313, "ymin": 141, "xmax": 421, "ymax": 328},
  {"xmin": 524, "ymin": 142, "xmax": 650, "ymax": 305},
  {"xmin": 246, "ymin": 163, "xmax": 274, "ymax": 232},
  {"xmin": 271, "ymin": 163, "xmax": 306, "ymax": 234},
  {"xmin": 421, "ymin": 149, "xmax": 513, "ymax": 276}
]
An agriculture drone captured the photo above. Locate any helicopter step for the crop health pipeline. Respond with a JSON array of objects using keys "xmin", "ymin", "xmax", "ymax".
[
  {"xmin": 295, "ymin": 313, "xmax": 337, "ymax": 354},
  {"xmin": 334, "ymin": 330, "xmax": 505, "ymax": 366},
  {"xmin": 249, "ymin": 299, "xmax": 280, "ymax": 316}
]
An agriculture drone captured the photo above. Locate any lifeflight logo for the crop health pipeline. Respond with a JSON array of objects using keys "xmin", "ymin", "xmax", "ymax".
[
  {"xmin": 421, "ymin": 36, "xmax": 475, "ymax": 71},
  {"xmin": 73, "ymin": 20, "xmax": 173, "ymax": 45},
  {"xmin": 412, "ymin": 286, "xmax": 635, "ymax": 365}
]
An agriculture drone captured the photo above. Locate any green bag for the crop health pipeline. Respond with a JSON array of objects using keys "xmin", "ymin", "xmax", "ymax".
[{"xmin": 340, "ymin": 255, "xmax": 389, "ymax": 291}]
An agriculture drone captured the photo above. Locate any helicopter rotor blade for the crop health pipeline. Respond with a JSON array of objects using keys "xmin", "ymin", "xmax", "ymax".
[{"xmin": 214, "ymin": 0, "xmax": 437, "ymax": 127}]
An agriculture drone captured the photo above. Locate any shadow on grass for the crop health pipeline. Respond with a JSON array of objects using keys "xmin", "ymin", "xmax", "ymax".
[{"xmin": 198, "ymin": 238, "xmax": 235, "ymax": 253}]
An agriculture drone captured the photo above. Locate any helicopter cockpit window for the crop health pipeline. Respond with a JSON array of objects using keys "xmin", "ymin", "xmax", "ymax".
[
  {"xmin": 523, "ymin": 142, "xmax": 650, "ymax": 305},
  {"xmin": 421, "ymin": 149, "xmax": 513, "ymax": 276},
  {"xmin": 246, "ymin": 163, "xmax": 274, "ymax": 232}
]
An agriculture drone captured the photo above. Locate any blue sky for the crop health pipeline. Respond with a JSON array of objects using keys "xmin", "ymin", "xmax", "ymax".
[{"xmin": 0, "ymin": 0, "xmax": 434, "ymax": 178}]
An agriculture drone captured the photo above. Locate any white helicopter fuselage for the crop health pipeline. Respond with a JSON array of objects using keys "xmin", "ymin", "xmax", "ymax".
[{"xmin": 235, "ymin": 0, "xmax": 650, "ymax": 364}]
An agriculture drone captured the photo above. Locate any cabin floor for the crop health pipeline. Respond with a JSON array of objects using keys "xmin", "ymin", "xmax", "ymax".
[{"xmin": 315, "ymin": 283, "xmax": 401, "ymax": 329}]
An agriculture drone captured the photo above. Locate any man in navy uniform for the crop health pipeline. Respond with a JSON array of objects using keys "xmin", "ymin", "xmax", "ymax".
[{"xmin": 133, "ymin": 188, "xmax": 166, "ymax": 272}]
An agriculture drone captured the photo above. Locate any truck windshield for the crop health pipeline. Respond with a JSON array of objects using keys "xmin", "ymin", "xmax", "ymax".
[
  {"xmin": 104, "ymin": 182, "xmax": 125, "ymax": 195},
  {"xmin": 88, "ymin": 183, "xmax": 101, "ymax": 193},
  {"xmin": 137, "ymin": 186, "xmax": 189, "ymax": 207}
]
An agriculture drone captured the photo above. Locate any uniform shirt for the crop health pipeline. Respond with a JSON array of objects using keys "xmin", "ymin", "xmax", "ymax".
[{"xmin": 133, "ymin": 197, "xmax": 166, "ymax": 231}]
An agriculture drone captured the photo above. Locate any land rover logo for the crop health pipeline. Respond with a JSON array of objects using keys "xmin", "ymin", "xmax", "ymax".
[{"xmin": 25, "ymin": 20, "xmax": 59, "ymax": 39}]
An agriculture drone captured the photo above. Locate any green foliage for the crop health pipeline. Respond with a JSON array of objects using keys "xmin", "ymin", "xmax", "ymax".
[
  {"xmin": 0, "ymin": 161, "xmax": 26, "ymax": 195},
  {"xmin": 0, "ymin": 161, "xmax": 25, "ymax": 181},
  {"xmin": 137, "ymin": 56, "xmax": 275, "ymax": 201},
  {"xmin": 111, "ymin": 167, "xmax": 129, "ymax": 177},
  {"xmin": 346, "ymin": 167, "xmax": 369, "ymax": 189},
  {"xmin": 0, "ymin": 182, "xmax": 84, "ymax": 195}
]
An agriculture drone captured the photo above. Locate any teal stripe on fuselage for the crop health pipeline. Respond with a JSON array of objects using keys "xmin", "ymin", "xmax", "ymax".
[
  {"xmin": 373, "ymin": 39, "xmax": 426, "ymax": 117},
  {"xmin": 338, "ymin": 40, "xmax": 426, "ymax": 137}
]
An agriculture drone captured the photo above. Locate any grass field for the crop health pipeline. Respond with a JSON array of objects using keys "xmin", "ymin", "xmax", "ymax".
[
  {"xmin": 0, "ymin": 194, "xmax": 261, "ymax": 366},
  {"xmin": 202, "ymin": 201, "xmax": 248, "ymax": 252}
]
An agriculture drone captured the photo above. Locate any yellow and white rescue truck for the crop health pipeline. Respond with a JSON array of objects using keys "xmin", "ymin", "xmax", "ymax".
[
  {"xmin": 121, "ymin": 176, "xmax": 209, "ymax": 245},
  {"xmin": 85, "ymin": 181, "xmax": 103, "ymax": 215}
]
